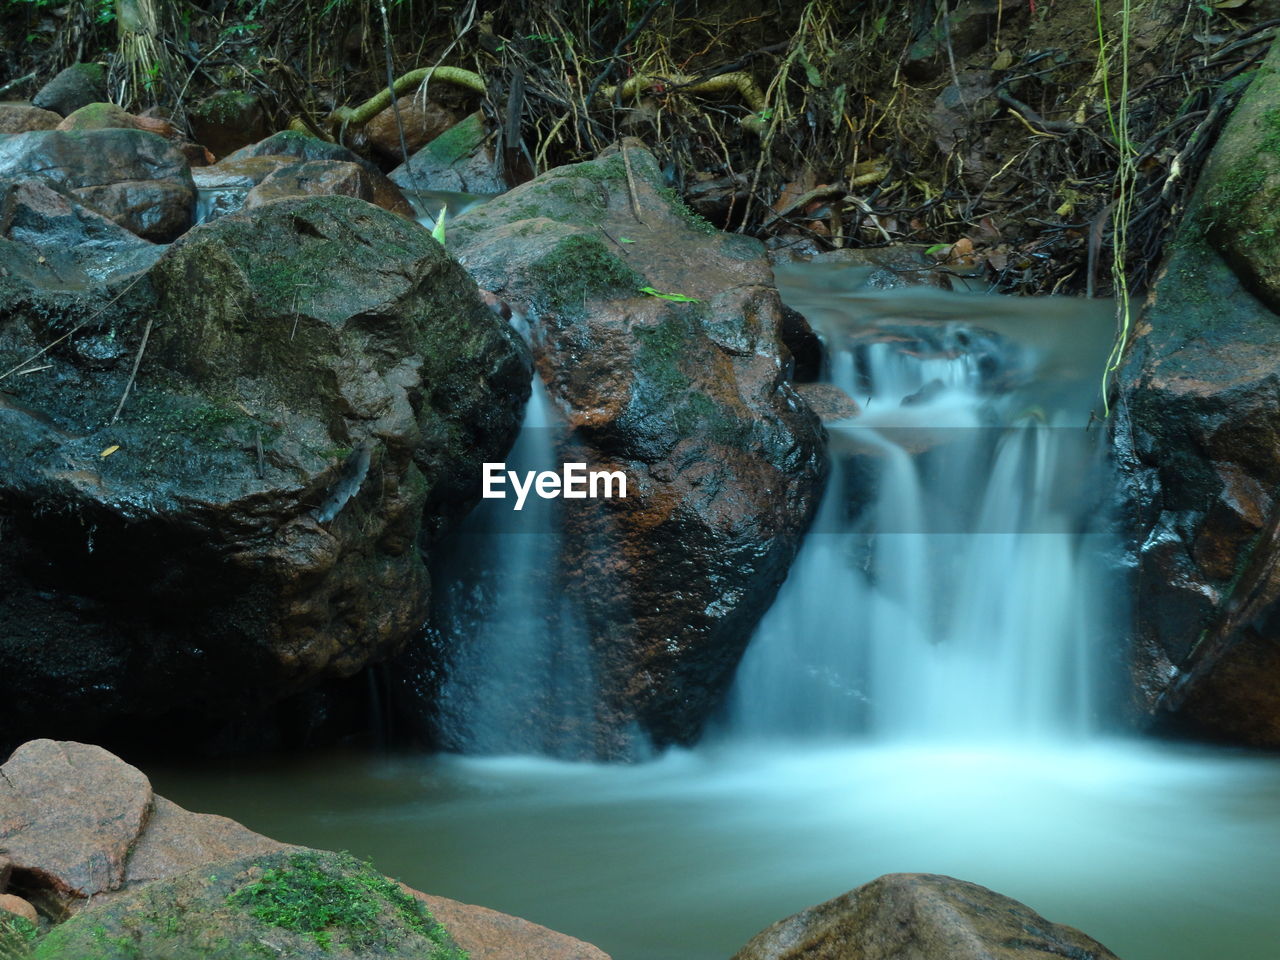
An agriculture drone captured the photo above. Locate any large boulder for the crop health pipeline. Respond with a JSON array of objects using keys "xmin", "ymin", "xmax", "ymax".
[
  {"xmin": 187, "ymin": 90, "xmax": 273, "ymax": 159},
  {"xmin": 0, "ymin": 105, "xmax": 61, "ymax": 134},
  {"xmin": 0, "ymin": 196, "xmax": 529, "ymax": 750},
  {"xmin": 364, "ymin": 93, "xmax": 460, "ymax": 164},
  {"xmin": 244, "ymin": 158, "xmax": 414, "ymax": 217},
  {"xmin": 30, "ymin": 63, "xmax": 106, "ymax": 117},
  {"xmin": 390, "ymin": 111, "xmax": 507, "ymax": 195},
  {"xmin": 447, "ymin": 142, "xmax": 825, "ymax": 755},
  {"xmin": 731, "ymin": 873, "xmax": 1120, "ymax": 960},
  {"xmin": 1116, "ymin": 38, "xmax": 1280, "ymax": 747},
  {"xmin": 0, "ymin": 128, "xmax": 195, "ymax": 241},
  {"xmin": 0, "ymin": 740, "xmax": 611, "ymax": 959}
]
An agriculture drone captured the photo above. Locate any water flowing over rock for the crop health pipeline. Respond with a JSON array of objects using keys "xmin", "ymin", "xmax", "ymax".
[
  {"xmin": 1117, "ymin": 39, "xmax": 1280, "ymax": 748},
  {"xmin": 0, "ymin": 128, "xmax": 195, "ymax": 241},
  {"xmin": 445, "ymin": 142, "xmax": 825, "ymax": 756},
  {"xmin": 730, "ymin": 873, "xmax": 1120, "ymax": 960},
  {"xmin": 0, "ymin": 195, "xmax": 529, "ymax": 751},
  {"xmin": 0, "ymin": 739, "xmax": 611, "ymax": 959}
]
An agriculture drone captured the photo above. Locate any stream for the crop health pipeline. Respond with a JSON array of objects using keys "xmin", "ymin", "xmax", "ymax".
[{"xmin": 149, "ymin": 262, "xmax": 1280, "ymax": 960}]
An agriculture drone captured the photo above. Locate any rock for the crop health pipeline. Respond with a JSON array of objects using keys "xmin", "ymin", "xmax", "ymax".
[
  {"xmin": 32, "ymin": 849, "xmax": 466, "ymax": 960},
  {"xmin": 390, "ymin": 111, "xmax": 507, "ymax": 194},
  {"xmin": 222, "ymin": 131, "xmax": 413, "ymax": 216},
  {"xmin": 0, "ymin": 196, "xmax": 529, "ymax": 750},
  {"xmin": 0, "ymin": 105, "xmax": 61, "ymax": 134},
  {"xmin": 0, "ymin": 178, "xmax": 162, "ymax": 287},
  {"xmin": 30, "ymin": 63, "xmax": 106, "ymax": 117},
  {"xmin": 1117, "ymin": 36, "xmax": 1280, "ymax": 747},
  {"xmin": 448, "ymin": 144, "xmax": 825, "ymax": 754},
  {"xmin": 794, "ymin": 382, "xmax": 859, "ymax": 422},
  {"xmin": 365, "ymin": 93, "xmax": 460, "ymax": 164},
  {"xmin": 0, "ymin": 128, "xmax": 195, "ymax": 241},
  {"xmin": 415, "ymin": 894, "xmax": 612, "ymax": 960},
  {"xmin": 0, "ymin": 740, "xmax": 151, "ymax": 900},
  {"xmin": 902, "ymin": 1, "xmax": 1022, "ymax": 81},
  {"xmin": 0, "ymin": 895, "xmax": 36, "ymax": 924},
  {"xmin": 55, "ymin": 101, "xmax": 179, "ymax": 140},
  {"xmin": 0, "ymin": 854, "xmax": 10, "ymax": 892},
  {"xmin": 731, "ymin": 873, "xmax": 1121, "ymax": 960},
  {"xmin": 188, "ymin": 90, "xmax": 272, "ymax": 159},
  {"xmin": 243, "ymin": 157, "xmax": 414, "ymax": 217}
]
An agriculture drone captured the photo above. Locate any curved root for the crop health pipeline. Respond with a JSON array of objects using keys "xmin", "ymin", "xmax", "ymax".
[{"xmin": 598, "ymin": 71, "xmax": 769, "ymax": 135}]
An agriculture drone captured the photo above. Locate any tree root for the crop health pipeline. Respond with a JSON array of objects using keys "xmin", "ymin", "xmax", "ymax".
[
  {"xmin": 286, "ymin": 66, "xmax": 487, "ymax": 138},
  {"xmin": 599, "ymin": 71, "xmax": 770, "ymax": 135}
]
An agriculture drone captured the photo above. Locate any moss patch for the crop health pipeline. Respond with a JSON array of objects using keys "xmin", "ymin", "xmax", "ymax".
[
  {"xmin": 0, "ymin": 914, "xmax": 39, "ymax": 960},
  {"xmin": 531, "ymin": 234, "xmax": 643, "ymax": 310}
]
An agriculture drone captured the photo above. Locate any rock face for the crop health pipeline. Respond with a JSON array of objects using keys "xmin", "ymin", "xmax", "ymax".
[
  {"xmin": 243, "ymin": 157, "xmax": 413, "ymax": 216},
  {"xmin": 30, "ymin": 63, "xmax": 106, "ymax": 117},
  {"xmin": 449, "ymin": 143, "xmax": 825, "ymax": 754},
  {"xmin": 1116, "ymin": 38, "xmax": 1280, "ymax": 747},
  {"xmin": 0, "ymin": 740, "xmax": 611, "ymax": 959},
  {"xmin": 55, "ymin": 102, "xmax": 177, "ymax": 139},
  {"xmin": 0, "ymin": 105, "xmax": 61, "ymax": 134},
  {"xmin": 0, "ymin": 196, "xmax": 529, "ymax": 750},
  {"xmin": 731, "ymin": 873, "xmax": 1120, "ymax": 960},
  {"xmin": 365, "ymin": 94, "xmax": 459, "ymax": 163},
  {"xmin": 220, "ymin": 130, "xmax": 413, "ymax": 216},
  {"xmin": 390, "ymin": 111, "xmax": 507, "ymax": 195},
  {"xmin": 0, "ymin": 128, "xmax": 195, "ymax": 241},
  {"xmin": 188, "ymin": 91, "xmax": 272, "ymax": 159}
]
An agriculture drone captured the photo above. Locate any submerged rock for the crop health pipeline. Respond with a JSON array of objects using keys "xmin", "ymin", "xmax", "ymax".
[
  {"xmin": 0, "ymin": 128, "xmax": 195, "ymax": 241},
  {"xmin": 0, "ymin": 739, "xmax": 611, "ymax": 959},
  {"xmin": 1117, "ymin": 38, "xmax": 1280, "ymax": 748},
  {"xmin": 449, "ymin": 142, "xmax": 825, "ymax": 755},
  {"xmin": 731, "ymin": 873, "xmax": 1120, "ymax": 960},
  {"xmin": 0, "ymin": 196, "xmax": 529, "ymax": 749}
]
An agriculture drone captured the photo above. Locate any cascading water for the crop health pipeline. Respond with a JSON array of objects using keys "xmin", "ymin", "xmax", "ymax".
[
  {"xmin": 728, "ymin": 263, "xmax": 1118, "ymax": 742},
  {"xmin": 427, "ymin": 317, "xmax": 595, "ymax": 757}
]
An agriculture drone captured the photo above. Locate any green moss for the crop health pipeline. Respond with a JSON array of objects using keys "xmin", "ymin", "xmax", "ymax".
[
  {"xmin": 0, "ymin": 914, "xmax": 39, "ymax": 960},
  {"xmin": 531, "ymin": 234, "xmax": 643, "ymax": 310},
  {"xmin": 226, "ymin": 852, "xmax": 463, "ymax": 957},
  {"xmin": 634, "ymin": 313, "xmax": 693, "ymax": 392},
  {"xmin": 658, "ymin": 185, "xmax": 717, "ymax": 235}
]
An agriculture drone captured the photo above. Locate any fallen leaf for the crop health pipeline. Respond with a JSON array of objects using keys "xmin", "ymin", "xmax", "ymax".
[
  {"xmin": 100, "ymin": 445, "xmax": 120, "ymax": 458},
  {"xmin": 639, "ymin": 286, "xmax": 701, "ymax": 303}
]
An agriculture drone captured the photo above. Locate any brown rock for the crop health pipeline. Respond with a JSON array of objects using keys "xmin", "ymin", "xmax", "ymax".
[
  {"xmin": 731, "ymin": 873, "xmax": 1120, "ymax": 960},
  {"xmin": 795, "ymin": 382, "xmax": 859, "ymax": 422},
  {"xmin": 0, "ymin": 894, "xmax": 37, "ymax": 924},
  {"xmin": 0, "ymin": 104, "xmax": 62, "ymax": 133},
  {"xmin": 0, "ymin": 740, "xmax": 152, "ymax": 899},
  {"xmin": 188, "ymin": 90, "xmax": 272, "ymax": 159},
  {"xmin": 243, "ymin": 158, "xmax": 377, "ymax": 209},
  {"xmin": 365, "ymin": 94, "xmax": 460, "ymax": 163},
  {"xmin": 415, "ymin": 893, "xmax": 612, "ymax": 960},
  {"xmin": 447, "ymin": 144, "xmax": 825, "ymax": 755},
  {"xmin": 56, "ymin": 102, "xmax": 179, "ymax": 140},
  {"xmin": 0, "ymin": 854, "xmax": 11, "ymax": 892},
  {"xmin": 0, "ymin": 128, "xmax": 194, "ymax": 241}
]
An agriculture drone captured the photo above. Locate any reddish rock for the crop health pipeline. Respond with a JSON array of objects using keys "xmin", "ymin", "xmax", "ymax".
[
  {"xmin": 365, "ymin": 93, "xmax": 459, "ymax": 163},
  {"xmin": 244, "ymin": 158, "xmax": 376, "ymax": 210},
  {"xmin": 415, "ymin": 893, "xmax": 612, "ymax": 960},
  {"xmin": 0, "ymin": 104, "xmax": 61, "ymax": 133},
  {"xmin": 0, "ymin": 128, "xmax": 194, "ymax": 241},
  {"xmin": 55, "ymin": 101, "xmax": 179, "ymax": 140},
  {"xmin": 732, "ymin": 873, "xmax": 1120, "ymax": 960},
  {"xmin": 449, "ymin": 144, "xmax": 825, "ymax": 754},
  {"xmin": 795, "ymin": 382, "xmax": 859, "ymax": 422},
  {"xmin": 0, "ymin": 894, "xmax": 37, "ymax": 924},
  {"xmin": 0, "ymin": 740, "xmax": 152, "ymax": 899}
]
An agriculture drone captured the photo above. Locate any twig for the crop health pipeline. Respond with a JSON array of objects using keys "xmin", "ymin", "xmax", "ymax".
[
  {"xmin": 110, "ymin": 316, "xmax": 153, "ymax": 425},
  {"xmin": 621, "ymin": 142, "xmax": 644, "ymax": 224},
  {"xmin": 0, "ymin": 72, "xmax": 35, "ymax": 99}
]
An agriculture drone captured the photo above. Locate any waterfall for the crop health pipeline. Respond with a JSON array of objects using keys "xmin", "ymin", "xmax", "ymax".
[
  {"xmin": 728, "ymin": 264, "xmax": 1117, "ymax": 742},
  {"xmin": 428, "ymin": 319, "xmax": 595, "ymax": 757}
]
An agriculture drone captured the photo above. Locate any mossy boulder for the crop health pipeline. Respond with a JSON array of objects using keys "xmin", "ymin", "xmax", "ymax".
[
  {"xmin": 188, "ymin": 91, "xmax": 272, "ymax": 160},
  {"xmin": 31, "ymin": 851, "xmax": 465, "ymax": 960},
  {"xmin": 1117, "ymin": 38, "xmax": 1280, "ymax": 747},
  {"xmin": 389, "ymin": 111, "xmax": 506, "ymax": 194},
  {"xmin": 0, "ymin": 196, "xmax": 529, "ymax": 751},
  {"xmin": 442, "ymin": 142, "xmax": 825, "ymax": 756}
]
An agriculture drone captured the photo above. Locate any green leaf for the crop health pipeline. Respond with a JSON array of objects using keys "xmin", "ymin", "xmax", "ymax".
[
  {"xmin": 639, "ymin": 286, "xmax": 700, "ymax": 303},
  {"xmin": 619, "ymin": 237, "xmax": 636, "ymax": 243},
  {"xmin": 431, "ymin": 206, "xmax": 447, "ymax": 246},
  {"xmin": 924, "ymin": 243, "xmax": 950, "ymax": 256}
]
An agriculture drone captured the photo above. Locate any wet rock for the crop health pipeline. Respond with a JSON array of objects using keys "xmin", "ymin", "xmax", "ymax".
[
  {"xmin": 0, "ymin": 196, "xmax": 529, "ymax": 750},
  {"xmin": 30, "ymin": 63, "xmax": 106, "ymax": 117},
  {"xmin": 223, "ymin": 130, "xmax": 412, "ymax": 216},
  {"xmin": 244, "ymin": 157, "xmax": 414, "ymax": 216},
  {"xmin": 0, "ymin": 128, "xmax": 195, "ymax": 241},
  {"xmin": 188, "ymin": 90, "xmax": 272, "ymax": 159},
  {"xmin": 1116, "ymin": 37, "xmax": 1280, "ymax": 748},
  {"xmin": 794, "ymin": 382, "xmax": 859, "ymax": 422},
  {"xmin": 731, "ymin": 873, "xmax": 1120, "ymax": 960},
  {"xmin": 0, "ymin": 105, "xmax": 61, "ymax": 134},
  {"xmin": 414, "ymin": 894, "xmax": 612, "ymax": 960},
  {"xmin": 390, "ymin": 111, "xmax": 507, "ymax": 195},
  {"xmin": 0, "ymin": 894, "xmax": 36, "ymax": 924},
  {"xmin": 0, "ymin": 178, "xmax": 162, "ymax": 286},
  {"xmin": 365, "ymin": 93, "xmax": 460, "ymax": 164},
  {"xmin": 450, "ymin": 144, "xmax": 825, "ymax": 754}
]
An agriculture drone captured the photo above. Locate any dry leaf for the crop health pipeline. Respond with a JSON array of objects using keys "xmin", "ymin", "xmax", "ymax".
[{"xmin": 100, "ymin": 445, "xmax": 120, "ymax": 458}]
